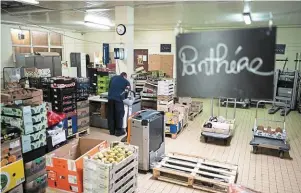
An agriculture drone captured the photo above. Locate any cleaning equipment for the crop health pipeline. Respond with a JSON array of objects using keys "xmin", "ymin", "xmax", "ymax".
[
  {"xmin": 122, "ymin": 90, "xmax": 136, "ymax": 132},
  {"xmin": 268, "ymin": 59, "xmax": 299, "ymax": 116},
  {"xmin": 127, "ymin": 110, "xmax": 165, "ymax": 171},
  {"xmin": 201, "ymin": 98, "xmax": 236, "ymax": 145},
  {"xmin": 250, "ymin": 100, "xmax": 290, "ymax": 158}
]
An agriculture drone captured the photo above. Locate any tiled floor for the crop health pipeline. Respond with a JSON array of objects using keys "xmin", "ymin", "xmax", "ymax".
[{"xmin": 50, "ymin": 99, "xmax": 301, "ymax": 193}]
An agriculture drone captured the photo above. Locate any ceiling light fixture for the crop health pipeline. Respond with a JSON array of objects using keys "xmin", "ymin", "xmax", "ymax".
[
  {"xmin": 15, "ymin": 0, "xmax": 39, "ymax": 5},
  {"xmin": 86, "ymin": 8, "xmax": 111, "ymax": 12},
  {"xmin": 243, "ymin": 12, "xmax": 252, "ymax": 25},
  {"xmin": 84, "ymin": 14, "xmax": 114, "ymax": 28},
  {"xmin": 84, "ymin": 21, "xmax": 110, "ymax": 29}
]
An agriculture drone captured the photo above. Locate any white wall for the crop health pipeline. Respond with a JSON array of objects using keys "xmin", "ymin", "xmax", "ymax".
[
  {"xmin": 83, "ymin": 27, "xmax": 301, "ymax": 75},
  {"xmin": 0, "ymin": 24, "xmax": 85, "ymax": 69}
]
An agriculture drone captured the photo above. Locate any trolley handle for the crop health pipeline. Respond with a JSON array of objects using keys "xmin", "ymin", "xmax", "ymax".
[{"xmin": 255, "ymin": 100, "xmax": 286, "ymax": 129}]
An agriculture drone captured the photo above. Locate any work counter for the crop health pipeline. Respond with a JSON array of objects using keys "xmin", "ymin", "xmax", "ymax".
[{"xmin": 88, "ymin": 95, "xmax": 141, "ymax": 129}]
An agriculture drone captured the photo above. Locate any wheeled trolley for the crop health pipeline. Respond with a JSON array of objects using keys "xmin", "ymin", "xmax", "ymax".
[
  {"xmin": 250, "ymin": 100, "xmax": 290, "ymax": 158},
  {"xmin": 201, "ymin": 98, "xmax": 236, "ymax": 145}
]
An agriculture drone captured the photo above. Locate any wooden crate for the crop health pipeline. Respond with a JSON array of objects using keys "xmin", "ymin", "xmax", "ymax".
[{"xmin": 153, "ymin": 152, "xmax": 238, "ymax": 193}]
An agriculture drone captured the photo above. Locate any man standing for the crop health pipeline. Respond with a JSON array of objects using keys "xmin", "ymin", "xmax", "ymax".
[{"xmin": 108, "ymin": 72, "xmax": 130, "ymax": 136}]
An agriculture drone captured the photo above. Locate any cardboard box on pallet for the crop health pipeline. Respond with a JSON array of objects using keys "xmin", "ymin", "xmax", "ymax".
[
  {"xmin": 165, "ymin": 112, "xmax": 182, "ymax": 125},
  {"xmin": 83, "ymin": 142, "xmax": 138, "ymax": 193},
  {"xmin": 0, "ymin": 159, "xmax": 25, "ymax": 193},
  {"xmin": 178, "ymin": 97, "xmax": 192, "ymax": 105},
  {"xmin": 46, "ymin": 138, "xmax": 107, "ymax": 193}
]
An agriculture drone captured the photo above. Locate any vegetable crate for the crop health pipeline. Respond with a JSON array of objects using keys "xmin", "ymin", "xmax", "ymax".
[{"xmin": 83, "ymin": 142, "xmax": 138, "ymax": 193}]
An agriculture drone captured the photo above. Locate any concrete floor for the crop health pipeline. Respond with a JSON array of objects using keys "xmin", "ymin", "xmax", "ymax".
[{"xmin": 49, "ymin": 99, "xmax": 301, "ymax": 193}]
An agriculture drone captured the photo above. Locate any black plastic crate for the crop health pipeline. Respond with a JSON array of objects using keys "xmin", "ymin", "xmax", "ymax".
[{"xmin": 52, "ymin": 103, "xmax": 76, "ymax": 113}]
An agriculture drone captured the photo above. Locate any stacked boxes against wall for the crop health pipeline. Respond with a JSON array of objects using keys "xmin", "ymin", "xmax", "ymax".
[
  {"xmin": 76, "ymin": 78, "xmax": 90, "ymax": 101},
  {"xmin": 173, "ymin": 104, "xmax": 190, "ymax": 127},
  {"xmin": 97, "ymin": 75, "xmax": 110, "ymax": 95},
  {"xmin": 1, "ymin": 102, "xmax": 48, "ymax": 193},
  {"xmin": 140, "ymin": 80, "xmax": 158, "ymax": 110},
  {"xmin": 50, "ymin": 77, "xmax": 77, "ymax": 137},
  {"xmin": 157, "ymin": 79, "xmax": 174, "ymax": 112},
  {"xmin": 87, "ymin": 68, "xmax": 115, "ymax": 95},
  {"xmin": 83, "ymin": 142, "xmax": 138, "ymax": 193},
  {"xmin": 77, "ymin": 100, "xmax": 90, "ymax": 133}
]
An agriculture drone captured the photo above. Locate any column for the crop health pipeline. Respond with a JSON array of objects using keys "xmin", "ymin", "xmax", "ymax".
[{"xmin": 115, "ymin": 6, "xmax": 134, "ymax": 76}]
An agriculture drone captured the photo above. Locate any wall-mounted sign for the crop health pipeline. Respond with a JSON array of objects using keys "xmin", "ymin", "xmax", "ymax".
[
  {"xmin": 176, "ymin": 27, "xmax": 276, "ymax": 99},
  {"xmin": 275, "ymin": 44, "xmax": 286, "ymax": 54},
  {"xmin": 160, "ymin": 44, "xmax": 171, "ymax": 52}
]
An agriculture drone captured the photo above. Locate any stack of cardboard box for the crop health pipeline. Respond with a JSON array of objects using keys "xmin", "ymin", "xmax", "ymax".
[
  {"xmin": 173, "ymin": 104, "xmax": 190, "ymax": 127},
  {"xmin": 76, "ymin": 100, "xmax": 90, "ymax": 132},
  {"xmin": 1, "ymin": 125, "xmax": 25, "ymax": 193},
  {"xmin": 1, "ymin": 100, "xmax": 48, "ymax": 193},
  {"xmin": 178, "ymin": 97, "xmax": 192, "ymax": 113},
  {"xmin": 157, "ymin": 80, "xmax": 174, "ymax": 112},
  {"xmin": 191, "ymin": 100, "xmax": 203, "ymax": 113}
]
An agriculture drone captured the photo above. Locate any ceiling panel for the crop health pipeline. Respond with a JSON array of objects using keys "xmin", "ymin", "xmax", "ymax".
[{"xmin": 1, "ymin": 1, "xmax": 301, "ymax": 32}]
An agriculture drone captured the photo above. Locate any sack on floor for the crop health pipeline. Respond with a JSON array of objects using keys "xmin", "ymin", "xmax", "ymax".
[{"xmin": 228, "ymin": 184, "xmax": 261, "ymax": 193}]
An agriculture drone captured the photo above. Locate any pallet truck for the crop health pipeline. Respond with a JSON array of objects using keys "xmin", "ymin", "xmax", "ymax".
[
  {"xmin": 250, "ymin": 101, "xmax": 290, "ymax": 158},
  {"xmin": 201, "ymin": 98, "xmax": 236, "ymax": 145},
  {"xmin": 268, "ymin": 58, "xmax": 299, "ymax": 116}
]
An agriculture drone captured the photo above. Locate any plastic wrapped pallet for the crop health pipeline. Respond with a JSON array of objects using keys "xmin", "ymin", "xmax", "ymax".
[
  {"xmin": 83, "ymin": 142, "xmax": 138, "ymax": 193},
  {"xmin": 178, "ymin": 97, "xmax": 192, "ymax": 105},
  {"xmin": 173, "ymin": 104, "xmax": 189, "ymax": 125}
]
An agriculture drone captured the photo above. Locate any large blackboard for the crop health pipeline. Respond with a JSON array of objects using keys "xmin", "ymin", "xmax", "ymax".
[{"xmin": 176, "ymin": 27, "xmax": 276, "ymax": 99}]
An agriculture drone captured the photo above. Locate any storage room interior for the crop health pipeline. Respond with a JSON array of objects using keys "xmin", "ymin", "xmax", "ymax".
[{"xmin": 1, "ymin": 1, "xmax": 301, "ymax": 193}]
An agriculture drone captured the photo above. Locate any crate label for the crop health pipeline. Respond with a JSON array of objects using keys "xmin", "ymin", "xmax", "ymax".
[
  {"xmin": 51, "ymin": 130, "xmax": 66, "ymax": 146},
  {"xmin": 68, "ymin": 160, "xmax": 77, "ymax": 172},
  {"xmin": 46, "ymin": 154, "xmax": 53, "ymax": 167},
  {"xmin": 10, "ymin": 140, "xmax": 20, "ymax": 149},
  {"xmin": 68, "ymin": 175, "xmax": 77, "ymax": 184},
  {"xmin": 70, "ymin": 186, "xmax": 79, "ymax": 192}
]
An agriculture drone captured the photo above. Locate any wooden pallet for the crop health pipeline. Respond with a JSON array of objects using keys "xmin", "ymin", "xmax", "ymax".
[
  {"xmin": 67, "ymin": 127, "xmax": 90, "ymax": 139},
  {"xmin": 153, "ymin": 152, "xmax": 238, "ymax": 193},
  {"xmin": 165, "ymin": 121, "xmax": 184, "ymax": 139}
]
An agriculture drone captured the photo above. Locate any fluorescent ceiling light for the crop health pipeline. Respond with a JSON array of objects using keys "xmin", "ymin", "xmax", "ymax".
[
  {"xmin": 84, "ymin": 21, "xmax": 110, "ymax": 29},
  {"xmin": 84, "ymin": 14, "xmax": 114, "ymax": 27},
  {"xmin": 15, "ymin": 0, "xmax": 39, "ymax": 5},
  {"xmin": 243, "ymin": 12, "xmax": 252, "ymax": 25},
  {"xmin": 86, "ymin": 9, "xmax": 111, "ymax": 12}
]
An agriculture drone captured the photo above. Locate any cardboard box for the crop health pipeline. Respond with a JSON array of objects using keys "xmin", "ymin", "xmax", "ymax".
[
  {"xmin": 46, "ymin": 138, "xmax": 108, "ymax": 193},
  {"xmin": 1, "ymin": 113, "xmax": 47, "ymax": 135},
  {"xmin": 1, "ymin": 88, "xmax": 42, "ymax": 104},
  {"xmin": 0, "ymin": 159, "xmax": 25, "ymax": 193},
  {"xmin": 77, "ymin": 100, "xmax": 89, "ymax": 109},
  {"xmin": 6, "ymin": 184, "xmax": 23, "ymax": 193},
  {"xmin": 77, "ymin": 107, "xmax": 89, "ymax": 119},
  {"xmin": 1, "ymin": 138, "xmax": 22, "ymax": 167},
  {"xmin": 77, "ymin": 117, "xmax": 89, "ymax": 130},
  {"xmin": 165, "ymin": 112, "xmax": 181, "ymax": 125},
  {"xmin": 24, "ymin": 173, "xmax": 47, "ymax": 193},
  {"xmin": 191, "ymin": 106, "xmax": 202, "ymax": 113},
  {"xmin": 1, "ymin": 103, "xmax": 46, "ymax": 117},
  {"xmin": 179, "ymin": 97, "xmax": 192, "ymax": 105},
  {"xmin": 24, "ymin": 155, "xmax": 46, "ymax": 182},
  {"xmin": 63, "ymin": 116, "xmax": 77, "ymax": 136}
]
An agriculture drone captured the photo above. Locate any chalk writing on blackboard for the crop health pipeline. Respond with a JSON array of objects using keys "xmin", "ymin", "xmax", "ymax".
[{"xmin": 179, "ymin": 43, "xmax": 274, "ymax": 77}]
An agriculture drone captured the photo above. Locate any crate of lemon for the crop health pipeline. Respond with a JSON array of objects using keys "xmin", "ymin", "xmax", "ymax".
[{"xmin": 83, "ymin": 141, "xmax": 138, "ymax": 193}]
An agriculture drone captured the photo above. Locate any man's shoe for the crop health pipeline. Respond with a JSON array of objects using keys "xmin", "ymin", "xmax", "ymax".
[
  {"xmin": 115, "ymin": 131, "xmax": 126, "ymax": 137},
  {"xmin": 109, "ymin": 132, "xmax": 115, "ymax": 135}
]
